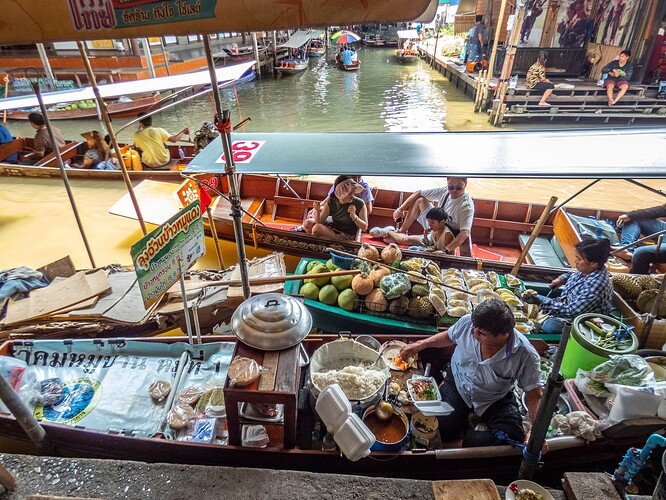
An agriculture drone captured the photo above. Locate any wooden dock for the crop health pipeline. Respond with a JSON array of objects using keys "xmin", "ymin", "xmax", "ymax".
[{"xmin": 420, "ymin": 45, "xmax": 666, "ymax": 126}]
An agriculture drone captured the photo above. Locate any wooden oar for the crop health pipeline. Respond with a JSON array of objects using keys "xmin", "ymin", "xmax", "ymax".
[
  {"xmin": 325, "ymin": 247, "xmax": 474, "ymax": 296},
  {"xmin": 511, "ymin": 196, "xmax": 558, "ymax": 276},
  {"xmin": 182, "ymin": 268, "xmax": 361, "ymax": 289}
]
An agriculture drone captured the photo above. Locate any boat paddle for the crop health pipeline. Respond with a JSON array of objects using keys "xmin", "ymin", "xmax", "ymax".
[{"xmin": 324, "ymin": 247, "xmax": 474, "ymax": 297}]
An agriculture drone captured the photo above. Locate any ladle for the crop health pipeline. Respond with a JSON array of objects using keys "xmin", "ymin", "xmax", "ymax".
[{"xmin": 375, "ymin": 380, "xmax": 394, "ymax": 421}]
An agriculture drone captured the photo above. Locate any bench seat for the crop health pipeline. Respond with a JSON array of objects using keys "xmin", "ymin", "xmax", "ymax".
[{"xmin": 518, "ymin": 234, "xmax": 569, "ymax": 268}]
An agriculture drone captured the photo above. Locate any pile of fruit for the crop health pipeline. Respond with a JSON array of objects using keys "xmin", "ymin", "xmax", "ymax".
[
  {"xmin": 58, "ymin": 99, "xmax": 97, "ymax": 111},
  {"xmin": 611, "ymin": 274, "xmax": 665, "ymax": 316},
  {"xmin": 298, "ymin": 243, "xmax": 532, "ymax": 328}
]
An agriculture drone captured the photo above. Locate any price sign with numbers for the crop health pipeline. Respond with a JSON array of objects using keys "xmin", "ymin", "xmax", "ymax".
[{"xmin": 216, "ymin": 140, "xmax": 265, "ymax": 164}]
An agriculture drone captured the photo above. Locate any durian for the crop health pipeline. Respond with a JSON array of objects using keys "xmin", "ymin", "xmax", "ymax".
[
  {"xmin": 637, "ymin": 275, "xmax": 659, "ymax": 291},
  {"xmin": 636, "ymin": 289, "xmax": 659, "ymax": 313},
  {"xmin": 389, "ymin": 296, "xmax": 409, "ymax": 316},
  {"xmin": 410, "ymin": 283, "xmax": 430, "ymax": 298},
  {"xmin": 408, "ymin": 296, "xmax": 435, "ymax": 319}
]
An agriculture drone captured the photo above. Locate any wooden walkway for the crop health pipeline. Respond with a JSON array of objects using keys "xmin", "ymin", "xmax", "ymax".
[{"xmin": 420, "ymin": 45, "xmax": 666, "ymax": 126}]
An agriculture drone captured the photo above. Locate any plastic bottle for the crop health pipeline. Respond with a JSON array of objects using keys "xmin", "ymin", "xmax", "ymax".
[
  {"xmin": 178, "ymin": 147, "xmax": 185, "ymax": 160},
  {"xmin": 509, "ymin": 75, "xmax": 518, "ymax": 89}
]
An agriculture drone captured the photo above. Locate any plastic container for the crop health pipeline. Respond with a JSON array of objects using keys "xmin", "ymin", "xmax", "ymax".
[
  {"xmin": 410, "ymin": 410, "xmax": 439, "ymax": 446},
  {"xmin": 315, "ymin": 384, "xmax": 352, "ymax": 433},
  {"xmin": 333, "ymin": 413, "xmax": 375, "ymax": 461},
  {"xmin": 609, "ymin": 386, "xmax": 662, "ymax": 421},
  {"xmin": 561, "ymin": 314, "xmax": 638, "ymax": 379}
]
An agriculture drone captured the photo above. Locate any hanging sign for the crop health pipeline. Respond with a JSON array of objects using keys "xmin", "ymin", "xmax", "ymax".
[{"xmin": 130, "ymin": 200, "xmax": 205, "ymax": 308}]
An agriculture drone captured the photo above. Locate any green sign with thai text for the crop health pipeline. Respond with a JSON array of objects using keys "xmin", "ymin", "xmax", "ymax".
[{"xmin": 130, "ymin": 201, "xmax": 205, "ymax": 308}]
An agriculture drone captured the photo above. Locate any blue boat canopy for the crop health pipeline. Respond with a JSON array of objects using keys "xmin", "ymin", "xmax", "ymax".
[{"xmin": 182, "ymin": 128, "xmax": 666, "ymax": 178}]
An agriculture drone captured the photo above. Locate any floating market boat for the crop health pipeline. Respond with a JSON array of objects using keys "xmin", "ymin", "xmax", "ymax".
[
  {"xmin": 306, "ymin": 39, "xmax": 326, "ymax": 57},
  {"xmin": 0, "ymin": 333, "xmax": 660, "ymax": 484},
  {"xmin": 275, "ymin": 59, "xmax": 309, "ymax": 75},
  {"xmin": 395, "ymin": 29, "xmax": 420, "ymax": 64},
  {"xmin": 337, "ymin": 61, "xmax": 360, "ymax": 71}
]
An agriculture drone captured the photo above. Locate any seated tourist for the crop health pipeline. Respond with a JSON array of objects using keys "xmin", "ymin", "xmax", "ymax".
[
  {"xmin": 630, "ymin": 244, "xmax": 666, "ymax": 274},
  {"xmin": 302, "ymin": 176, "xmax": 368, "ymax": 240},
  {"xmin": 370, "ymin": 177, "xmax": 474, "ymax": 256},
  {"xmin": 523, "ymin": 238, "xmax": 613, "ymax": 335},
  {"xmin": 601, "ymin": 50, "xmax": 633, "ymax": 106},
  {"xmin": 71, "ymin": 130, "xmax": 117, "ymax": 170},
  {"xmin": 612, "ymin": 202, "xmax": 666, "ymax": 261},
  {"xmin": 382, "ymin": 207, "xmax": 454, "ymax": 253},
  {"xmin": 399, "ymin": 299, "xmax": 542, "ymax": 448},
  {"xmin": 24, "ymin": 112, "xmax": 66, "ymax": 164},
  {"xmin": 526, "ymin": 52, "xmax": 555, "ymax": 106}
]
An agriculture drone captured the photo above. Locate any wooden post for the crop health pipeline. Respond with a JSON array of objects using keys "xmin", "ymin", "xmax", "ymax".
[
  {"xmin": 2, "ymin": 75, "xmax": 8, "ymax": 123},
  {"xmin": 252, "ymin": 32, "xmax": 261, "ymax": 78},
  {"xmin": 511, "ymin": 196, "xmax": 558, "ymax": 275},
  {"xmin": 481, "ymin": 0, "xmax": 509, "ymax": 111}
]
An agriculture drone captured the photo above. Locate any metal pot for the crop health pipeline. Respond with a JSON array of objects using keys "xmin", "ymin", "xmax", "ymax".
[{"xmin": 230, "ymin": 293, "xmax": 312, "ymax": 351}]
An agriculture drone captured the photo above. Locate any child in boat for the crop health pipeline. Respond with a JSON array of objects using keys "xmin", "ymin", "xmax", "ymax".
[
  {"xmin": 302, "ymin": 176, "xmax": 368, "ymax": 240},
  {"xmin": 370, "ymin": 177, "xmax": 474, "ymax": 256},
  {"xmin": 381, "ymin": 207, "xmax": 454, "ymax": 253},
  {"xmin": 523, "ymin": 238, "xmax": 613, "ymax": 334},
  {"xmin": 71, "ymin": 130, "xmax": 117, "ymax": 170}
]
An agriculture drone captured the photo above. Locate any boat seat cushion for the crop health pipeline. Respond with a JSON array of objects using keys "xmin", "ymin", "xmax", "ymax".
[{"xmin": 518, "ymin": 234, "xmax": 569, "ymax": 268}]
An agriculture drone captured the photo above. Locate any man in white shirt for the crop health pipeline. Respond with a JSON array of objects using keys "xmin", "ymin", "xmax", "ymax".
[{"xmin": 370, "ymin": 177, "xmax": 475, "ymax": 256}]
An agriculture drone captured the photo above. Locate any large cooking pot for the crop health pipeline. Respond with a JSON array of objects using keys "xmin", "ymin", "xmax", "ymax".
[
  {"xmin": 230, "ymin": 293, "xmax": 312, "ymax": 351},
  {"xmin": 363, "ymin": 405, "xmax": 410, "ymax": 452},
  {"xmin": 309, "ymin": 339, "xmax": 389, "ymax": 413}
]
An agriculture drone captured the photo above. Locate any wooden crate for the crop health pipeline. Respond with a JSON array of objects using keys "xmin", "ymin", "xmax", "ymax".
[{"xmin": 612, "ymin": 291, "xmax": 666, "ymax": 349}]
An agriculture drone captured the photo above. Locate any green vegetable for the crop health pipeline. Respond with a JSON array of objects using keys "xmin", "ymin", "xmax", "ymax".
[
  {"xmin": 379, "ymin": 273, "xmax": 411, "ymax": 300},
  {"xmin": 585, "ymin": 320, "xmax": 605, "ymax": 337},
  {"xmin": 422, "ymin": 385, "xmax": 437, "ymax": 400}
]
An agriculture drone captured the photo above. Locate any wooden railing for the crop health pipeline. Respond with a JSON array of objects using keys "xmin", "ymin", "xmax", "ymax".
[{"xmin": 493, "ymin": 47, "xmax": 586, "ymax": 77}]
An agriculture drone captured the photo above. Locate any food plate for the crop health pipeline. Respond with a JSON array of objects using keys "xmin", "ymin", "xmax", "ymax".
[
  {"xmin": 412, "ymin": 400, "xmax": 454, "ymax": 417},
  {"xmin": 381, "ymin": 341, "xmax": 415, "ymax": 371},
  {"xmin": 240, "ymin": 402, "xmax": 284, "ymax": 423},
  {"xmin": 407, "ymin": 376, "xmax": 441, "ymax": 402},
  {"xmin": 506, "ymin": 479, "xmax": 554, "ymax": 500}
]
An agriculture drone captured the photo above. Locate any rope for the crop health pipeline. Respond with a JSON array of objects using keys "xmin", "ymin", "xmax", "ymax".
[{"xmin": 214, "ymin": 114, "xmax": 232, "ymax": 134}]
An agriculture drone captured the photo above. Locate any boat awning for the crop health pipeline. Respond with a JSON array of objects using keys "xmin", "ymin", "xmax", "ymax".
[
  {"xmin": 183, "ymin": 129, "xmax": 666, "ymax": 178},
  {"xmin": 456, "ymin": 0, "xmax": 477, "ymax": 15},
  {"xmin": 0, "ymin": 61, "xmax": 256, "ymax": 112},
  {"xmin": 278, "ymin": 30, "xmax": 318, "ymax": 49},
  {"xmin": 397, "ymin": 30, "xmax": 420, "ymax": 39}
]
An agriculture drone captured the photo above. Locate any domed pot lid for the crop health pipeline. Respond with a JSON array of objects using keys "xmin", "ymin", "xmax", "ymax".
[{"xmin": 231, "ymin": 293, "xmax": 312, "ymax": 350}]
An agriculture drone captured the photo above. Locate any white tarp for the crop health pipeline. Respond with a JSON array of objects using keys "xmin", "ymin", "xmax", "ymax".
[
  {"xmin": 0, "ymin": 339, "xmax": 234, "ymax": 436},
  {"xmin": 0, "ymin": 61, "xmax": 256, "ymax": 112},
  {"xmin": 397, "ymin": 30, "xmax": 420, "ymax": 39},
  {"xmin": 278, "ymin": 30, "xmax": 319, "ymax": 49}
]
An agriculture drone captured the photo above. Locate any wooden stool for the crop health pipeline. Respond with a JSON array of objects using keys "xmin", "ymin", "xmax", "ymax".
[{"xmin": 224, "ymin": 342, "xmax": 301, "ymax": 449}]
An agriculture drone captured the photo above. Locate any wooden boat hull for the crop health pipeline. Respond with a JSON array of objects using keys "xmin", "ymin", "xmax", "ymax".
[
  {"xmin": 338, "ymin": 62, "xmax": 360, "ymax": 71},
  {"xmin": 0, "ymin": 334, "xmax": 652, "ymax": 484},
  {"xmin": 0, "ymin": 163, "xmax": 185, "ymax": 180},
  {"xmin": 396, "ymin": 53, "xmax": 419, "ymax": 64},
  {"xmin": 6, "ymin": 93, "xmax": 162, "ymax": 121},
  {"xmin": 276, "ymin": 59, "xmax": 308, "ymax": 74},
  {"xmin": 307, "ymin": 48, "xmax": 326, "ymax": 57}
]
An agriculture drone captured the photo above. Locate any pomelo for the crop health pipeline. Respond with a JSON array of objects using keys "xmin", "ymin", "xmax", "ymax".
[
  {"xmin": 331, "ymin": 273, "xmax": 353, "ymax": 291},
  {"xmin": 325, "ymin": 259, "xmax": 338, "ymax": 271},
  {"xmin": 305, "ymin": 264, "xmax": 330, "ymax": 287},
  {"xmin": 319, "ymin": 284, "xmax": 339, "ymax": 305},
  {"xmin": 299, "ymin": 282, "xmax": 320, "ymax": 301},
  {"xmin": 338, "ymin": 289, "xmax": 359, "ymax": 311},
  {"xmin": 306, "ymin": 260, "xmax": 322, "ymax": 272}
]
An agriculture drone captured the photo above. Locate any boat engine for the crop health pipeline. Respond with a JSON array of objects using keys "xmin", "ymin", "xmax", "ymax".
[{"xmin": 193, "ymin": 122, "xmax": 219, "ymax": 155}]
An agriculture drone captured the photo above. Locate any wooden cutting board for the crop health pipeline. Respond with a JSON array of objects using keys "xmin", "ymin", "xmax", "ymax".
[{"xmin": 432, "ymin": 479, "xmax": 501, "ymax": 500}]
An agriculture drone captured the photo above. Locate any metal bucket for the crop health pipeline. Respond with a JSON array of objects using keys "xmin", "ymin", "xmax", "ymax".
[
  {"xmin": 362, "ymin": 405, "xmax": 409, "ymax": 452},
  {"xmin": 308, "ymin": 338, "xmax": 389, "ymax": 415}
]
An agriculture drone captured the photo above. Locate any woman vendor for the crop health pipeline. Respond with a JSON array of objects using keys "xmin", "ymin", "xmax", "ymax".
[
  {"xmin": 302, "ymin": 176, "xmax": 368, "ymax": 240},
  {"xmin": 523, "ymin": 238, "xmax": 613, "ymax": 334}
]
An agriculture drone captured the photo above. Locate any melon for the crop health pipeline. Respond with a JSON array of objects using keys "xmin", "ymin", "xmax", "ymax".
[{"xmin": 365, "ymin": 288, "xmax": 388, "ymax": 312}]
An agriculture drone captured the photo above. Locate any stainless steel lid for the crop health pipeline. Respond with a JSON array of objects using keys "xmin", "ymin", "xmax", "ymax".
[{"xmin": 231, "ymin": 293, "xmax": 312, "ymax": 351}]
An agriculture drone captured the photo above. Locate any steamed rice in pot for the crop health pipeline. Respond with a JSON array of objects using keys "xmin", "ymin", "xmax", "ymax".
[{"xmin": 312, "ymin": 366, "xmax": 386, "ymax": 400}]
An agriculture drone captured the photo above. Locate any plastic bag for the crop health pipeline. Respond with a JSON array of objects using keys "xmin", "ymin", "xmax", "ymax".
[
  {"xmin": 574, "ymin": 368, "xmax": 609, "ymax": 397},
  {"xmin": 566, "ymin": 212, "xmax": 619, "ymax": 245},
  {"xmin": 241, "ymin": 424, "xmax": 269, "ymax": 448},
  {"xmin": 379, "ymin": 273, "xmax": 411, "ymax": 299},
  {"xmin": 589, "ymin": 355, "xmax": 655, "ymax": 387},
  {"xmin": 227, "ymin": 357, "xmax": 262, "ymax": 387}
]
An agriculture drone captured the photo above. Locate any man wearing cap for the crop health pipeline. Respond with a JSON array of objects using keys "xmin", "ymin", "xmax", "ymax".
[
  {"xmin": 399, "ymin": 299, "xmax": 543, "ymax": 448},
  {"xmin": 24, "ymin": 112, "xmax": 66, "ymax": 164},
  {"xmin": 133, "ymin": 113, "xmax": 189, "ymax": 169}
]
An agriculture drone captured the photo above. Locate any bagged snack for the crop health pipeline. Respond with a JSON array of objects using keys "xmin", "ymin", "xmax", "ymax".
[
  {"xmin": 192, "ymin": 418, "xmax": 218, "ymax": 443},
  {"xmin": 228, "ymin": 357, "xmax": 262, "ymax": 387},
  {"xmin": 177, "ymin": 386, "xmax": 203, "ymax": 406},
  {"xmin": 167, "ymin": 404, "xmax": 195, "ymax": 430},
  {"xmin": 149, "ymin": 380, "xmax": 172, "ymax": 403}
]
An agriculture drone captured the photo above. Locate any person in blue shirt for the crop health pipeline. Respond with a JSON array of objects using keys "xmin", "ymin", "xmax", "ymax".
[
  {"xmin": 0, "ymin": 123, "xmax": 18, "ymax": 162},
  {"xmin": 524, "ymin": 238, "xmax": 613, "ymax": 334},
  {"xmin": 341, "ymin": 48, "xmax": 356, "ymax": 66},
  {"xmin": 399, "ymin": 299, "xmax": 542, "ymax": 448}
]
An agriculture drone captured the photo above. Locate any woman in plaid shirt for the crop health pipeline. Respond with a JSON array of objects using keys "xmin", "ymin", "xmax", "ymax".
[{"xmin": 524, "ymin": 238, "xmax": 613, "ymax": 335}]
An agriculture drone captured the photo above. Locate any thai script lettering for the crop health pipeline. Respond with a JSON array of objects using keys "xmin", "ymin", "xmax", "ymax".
[{"xmin": 69, "ymin": 0, "xmax": 117, "ymax": 31}]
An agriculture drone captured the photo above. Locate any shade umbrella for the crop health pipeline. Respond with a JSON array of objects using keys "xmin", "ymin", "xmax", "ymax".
[{"xmin": 330, "ymin": 30, "xmax": 361, "ymax": 44}]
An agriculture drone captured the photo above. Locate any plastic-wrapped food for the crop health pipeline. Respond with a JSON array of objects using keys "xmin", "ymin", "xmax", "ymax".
[
  {"xmin": 487, "ymin": 271, "xmax": 501, "ymax": 289},
  {"xmin": 242, "ymin": 424, "xmax": 270, "ymax": 448},
  {"xmin": 469, "ymin": 282, "xmax": 493, "ymax": 293},
  {"xmin": 249, "ymin": 402, "xmax": 280, "ymax": 418},
  {"xmin": 429, "ymin": 292, "xmax": 447, "ymax": 316},
  {"xmin": 589, "ymin": 355, "xmax": 655, "ymax": 387},
  {"xmin": 463, "ymin": 270, "xmax": 486, "ymax": 281},
  {"xmin": 149, "ymin": 380, "xmax": 172, "ymax": 403},
  {"xmin": 447, "ymin": 306, "xmax": 471, "ymax": 317},
  {"xmin": 379, "ymin": 273, "xmax": 411, "ymax": 299},
  {"xmin": 448, "ymin": 299, "xmax": 471, "ymax": 308},
  {"xmin": 196, "ymin": 387, "xmax": 226, "ymax": 417},
  {"xmin": 228, "ymin": 357, "xmax": 262, "ymax": 387},
  {"xmin": 443, "ymin": 278, "xmax": 465, "ymax": 287},
  {"xmin": 167, "ymin": 404, "xmax": 195, "ymax": 430},
  {"xmin": 514, "ymin": 322, "xmax": 533, "ymax": 335},
  {"xmin": 23, "ymin": 378, "xmax": 63, "ymax": 406},
  {"xmin": 191, "ymin": 418, "xmax": 218, "ymax": 443},
  {"xmin": 177, "ymin": 386, "xmax": 203, "ymax": 406},
  {"xmin": 443, "ymin": 268, "xmax": 463, "ymax": 277},
  {"xmin": 504, "ymin": 273, "xmax": 522, "ymax": 289},
  {"xmin": 476, "ymin": 289, "xmax": 502, "ymax": 303},
  {"xmin": 446, "ymin": 291, "xmax": 470, "ymax": 301}
]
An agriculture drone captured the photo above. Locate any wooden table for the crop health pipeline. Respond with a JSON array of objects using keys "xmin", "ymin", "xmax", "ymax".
[{"xmin": 224, "ymin": 342, "xmax": 301, "ymax": 449}]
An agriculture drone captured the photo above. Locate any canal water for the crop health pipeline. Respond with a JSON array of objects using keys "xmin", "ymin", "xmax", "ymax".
[{"xmin": 1, "ymin": 47, "xmax": 664, "ymax": 270}]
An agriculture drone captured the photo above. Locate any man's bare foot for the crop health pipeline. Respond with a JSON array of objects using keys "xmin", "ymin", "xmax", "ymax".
[
  {"xmin": 538, "ymin": 102, "xmax": 551, "ymax": 106},
  {"xmin": 608, "ymin": 98, "xmax": 615, "ymax": 106}
]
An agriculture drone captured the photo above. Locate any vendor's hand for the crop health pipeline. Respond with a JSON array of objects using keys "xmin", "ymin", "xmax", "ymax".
[
  {"xmin": 399, "ymin": 343, "xmax": 420, "ymax": 361},
  {"xmin": 393, "ymin": 208, "xmax": 404, "ymax": 222},
  {"xmin": 182, "ymin": 127, "xmax": 190, "ymax": 135},
  {"xmin": 313, "ymin": 201, "xmax": 322, "ymax": 212},
  {"xmin": 522, "ymin": 293, "xmax": 542, "ymax": 305},
  {"xmin": 549, "ymin": 277, "xmax": 565, "ymax": 289},
  {"xmin": 347, "ymin": 205, "xmax": 357, "ymax": 217},
  {"xmin": 616, "ymin": 213, "xmax": 630, "ymax": 228}
]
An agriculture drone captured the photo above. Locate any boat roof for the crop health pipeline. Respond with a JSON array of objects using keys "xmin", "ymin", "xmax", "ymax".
[
  {"xmin": 183, "ymin": 128, "xmax": 666, "ymax": 178},
  {"xmin": 0, "ymin": 61, "xmax": 255, "ymax": 112},
  {"xmin": 278, "ymin": 30, "xmax": 325, "ymax": 49},
  {"xmin": 397, "ymin": 30, "xmax": 420, "ymax": 39}
]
